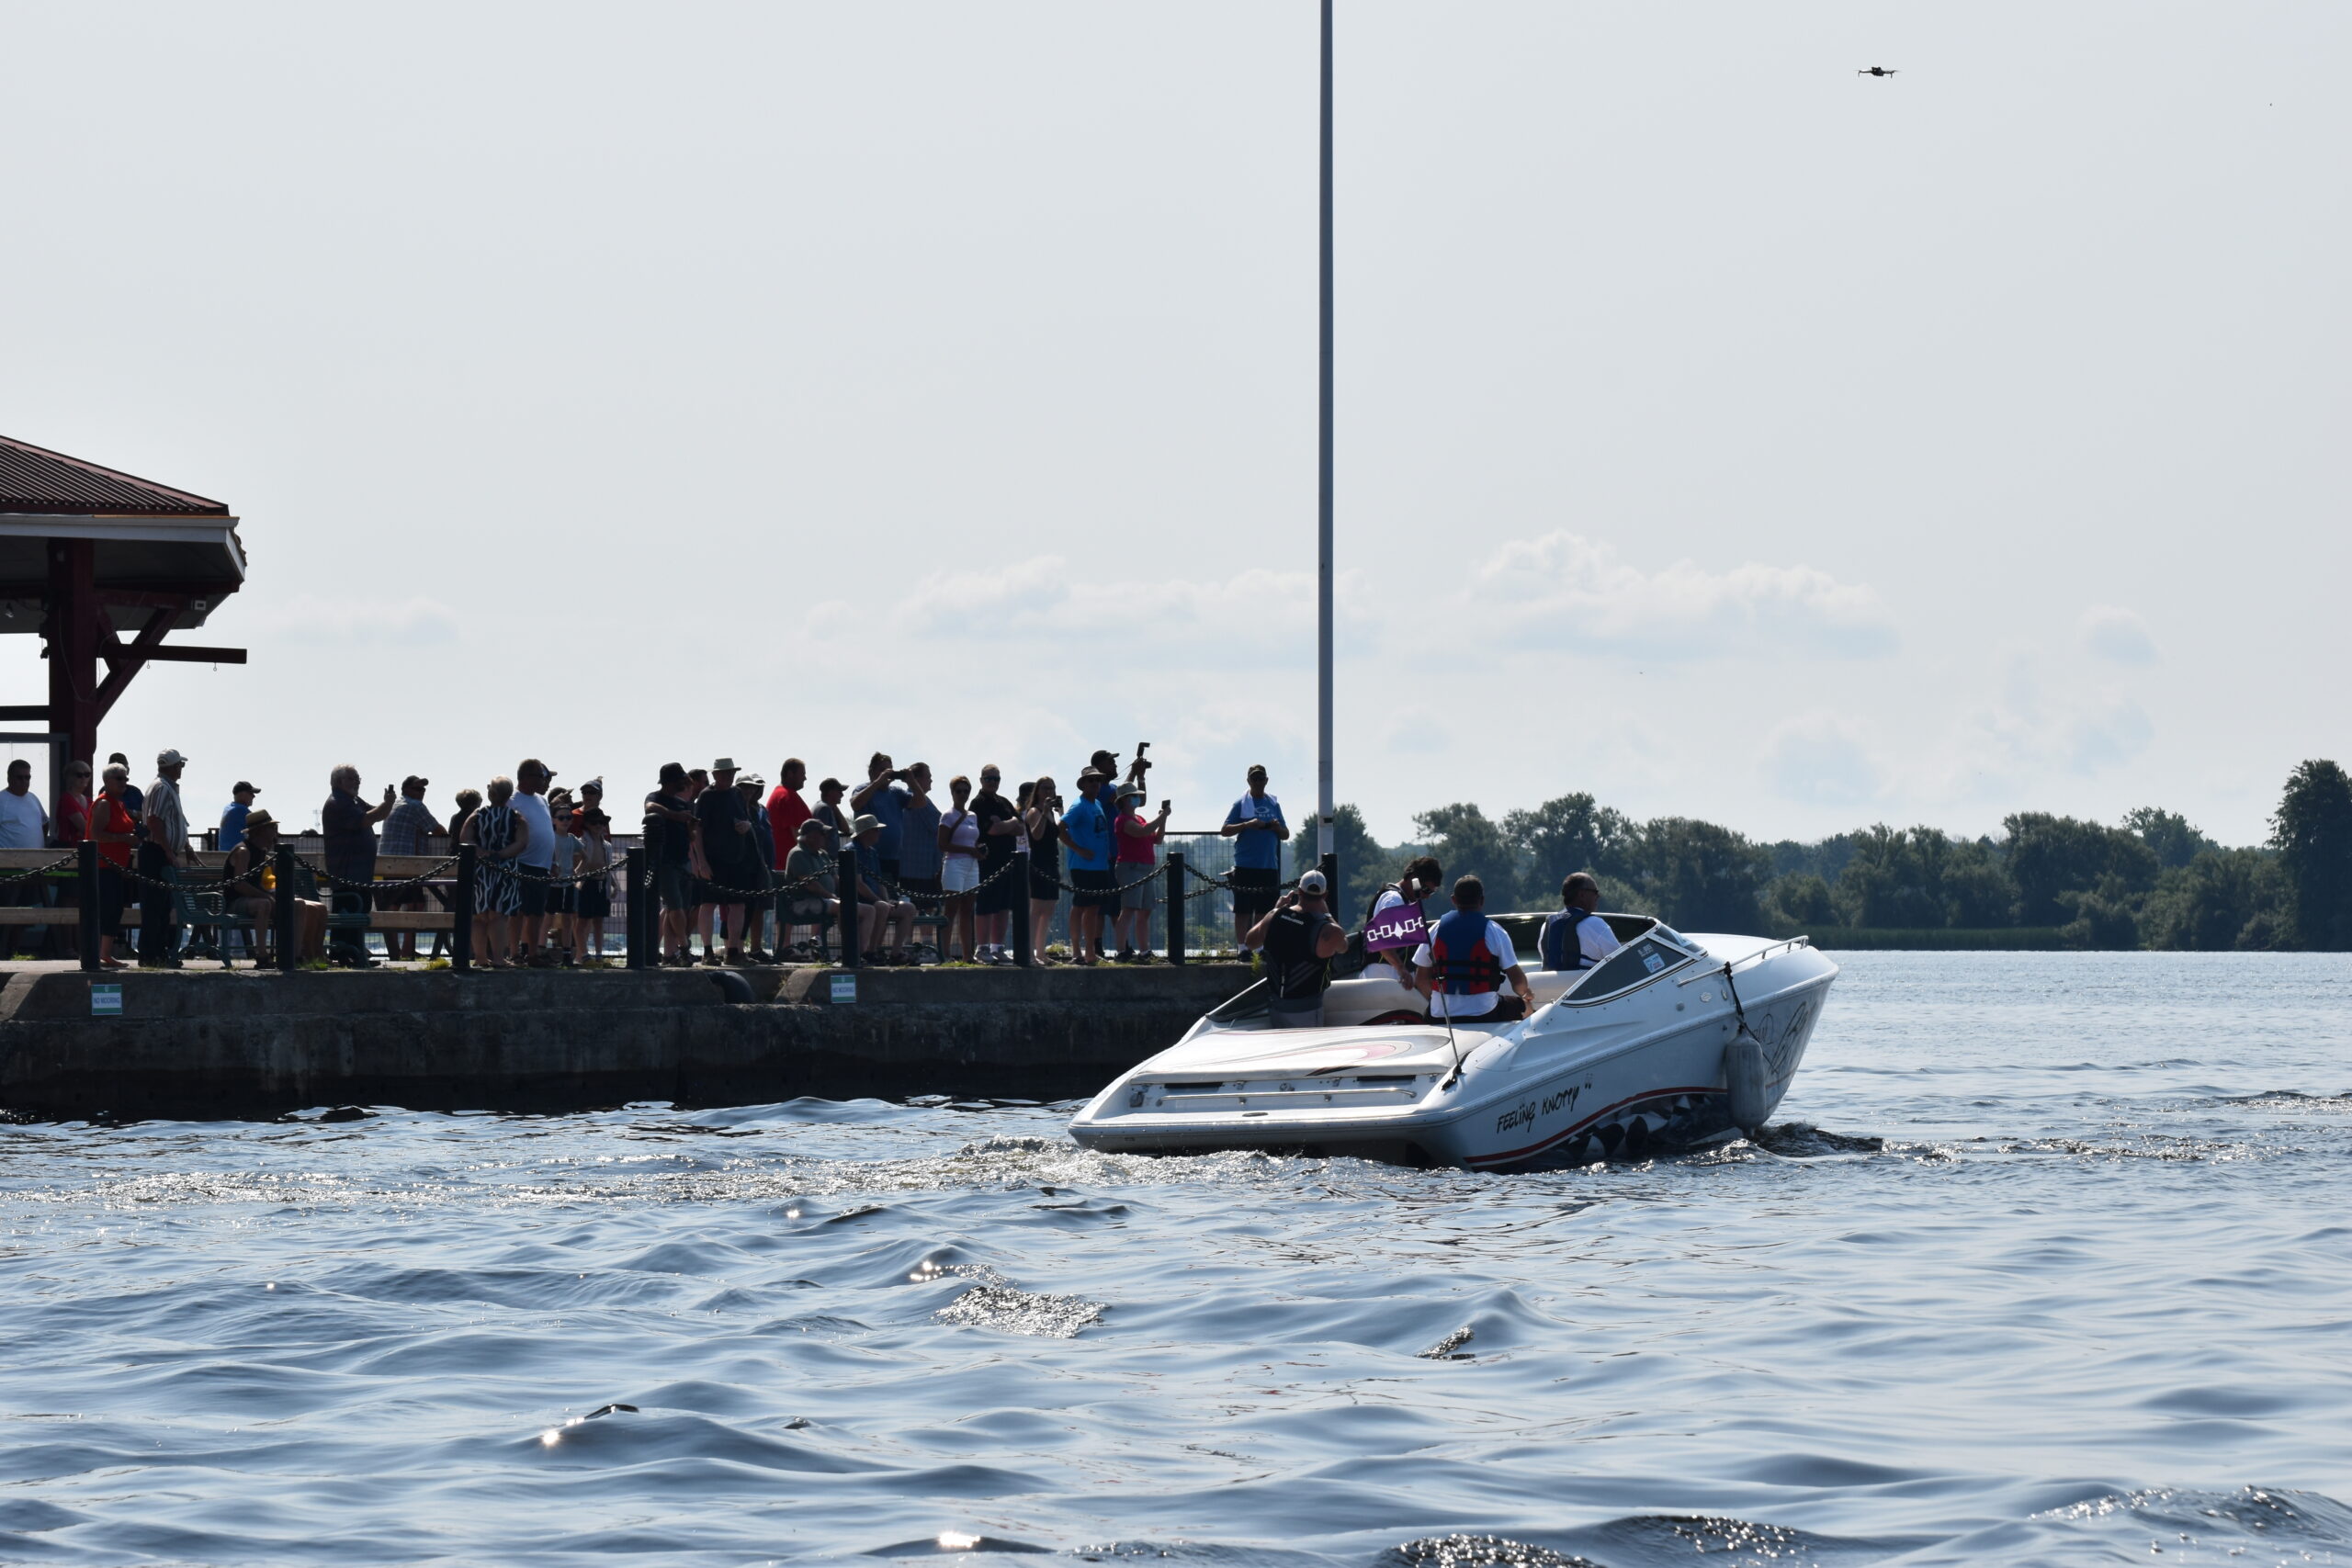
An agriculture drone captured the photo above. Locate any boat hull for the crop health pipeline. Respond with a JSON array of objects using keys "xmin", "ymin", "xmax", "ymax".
[{"xmin": 1069, "ymin": 932, "xmax": 1837, "ymax": 1171}]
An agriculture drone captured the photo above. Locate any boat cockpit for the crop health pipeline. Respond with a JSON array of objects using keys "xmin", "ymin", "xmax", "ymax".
[{"xmin": 1202, "ymin": 912, "xmax": 1711, "ymax": 1032}]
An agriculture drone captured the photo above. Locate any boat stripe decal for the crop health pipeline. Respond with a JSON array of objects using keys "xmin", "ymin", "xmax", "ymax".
[{"xmin": 1464, "ymin": 1083, "xmax": 1719, "ymax": 1167}]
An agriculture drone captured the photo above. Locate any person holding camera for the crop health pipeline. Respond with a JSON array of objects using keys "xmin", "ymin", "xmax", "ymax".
[
  {"xmin": 1246, "ymin": 870, "xmax": 1349, "ymax": 1027},
  {"xmin": 852, "ymin": 753, "xmax": 915, "ymax": 886},
  {"xmin": 1022, "ymin": 778, "xmax": 1064, "ymax": 962}
]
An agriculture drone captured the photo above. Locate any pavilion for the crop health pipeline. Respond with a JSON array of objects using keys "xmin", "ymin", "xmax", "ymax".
[{"xmin": 0, "ymin": 434, "xmax": 247, "ymax": 794}]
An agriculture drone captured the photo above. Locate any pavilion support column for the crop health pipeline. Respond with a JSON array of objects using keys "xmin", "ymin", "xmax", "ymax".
[{"xmin": 46, "ymin": 538, "xmax": 97, "ymax": 768}]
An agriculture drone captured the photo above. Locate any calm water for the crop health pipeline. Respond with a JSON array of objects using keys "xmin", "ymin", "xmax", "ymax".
[{"xmin": 5, "ymin": 953, "xmax": 2349, "ymax": 1567}]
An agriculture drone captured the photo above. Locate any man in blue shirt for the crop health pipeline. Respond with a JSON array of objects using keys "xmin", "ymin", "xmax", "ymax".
[
  {"xmin": 852, "ymin": 752, "xmax": 912, "ymax": 885},
  {"xmin": 1220, "ymin": 763, "xmax": 1288, "ymax": 952},
  {"xmin": 219, "ymin": 781, "xmax": 258, "ymax": 853},
  {"xmin": 1059, "ymin": 770, "xmax": 1115, "ymax": 964}
]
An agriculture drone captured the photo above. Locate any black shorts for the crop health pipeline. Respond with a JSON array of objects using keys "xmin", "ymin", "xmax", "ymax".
[
  {"xmin": 96, "ymin": 863, "xmax": 127, "ymax": 933},
  {"xmin": 578, "ymin": 884, "xmax": 612, "ymax": 920},
  {"xmin": 708, "ymin": 860, "xmax": 766, "ymax": 908},
  {"xmin": 880, "ymin": 857, "xmax": 901, "ymax": 887},
  {"xmin": 517, "ymin": 875, "xmax": 548, "ymax": 919},
  {"xmin": 978, "ymin": 863, "xmax": 1020, "ymax": 917},
  {"xmin": 1229, "ymin": 866, "xmax": 1280, "ymax": 919},
  {"xmin": 1029, "ymin": 863, "xmax": 1061, "ymax": 903},
  {"xmin": 657, "ymin": 864, "xmax": 693, "ymax": 912},
  {"xmin": 1069, "ymin": 868, "xmax": 1116, "ymax": 910},
  {"xmin": 547, "ymin": 885, "xmax": 577, "ymax": 915}
]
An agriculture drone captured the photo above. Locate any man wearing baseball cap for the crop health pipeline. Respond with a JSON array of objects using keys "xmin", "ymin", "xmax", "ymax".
[
  {"xmin": 379, "ymin": 775, "xmax": 445, "ymax": 963},
  {"xmin": 1246, "ymin": 869, "xmax": 1348, "ymax": 1028},
  {"xmin": 219, "ymin": 781, "xmax": 260, "ymax": 855},
  {"xmin": 139, "ymin": 749, "xmax": 191, "ymax": 966}
]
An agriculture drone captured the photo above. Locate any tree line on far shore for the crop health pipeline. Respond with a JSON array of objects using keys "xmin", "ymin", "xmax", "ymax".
[{"xmin": 1293, "ymin": 760, "xmax": 2352, "ymax": 952}]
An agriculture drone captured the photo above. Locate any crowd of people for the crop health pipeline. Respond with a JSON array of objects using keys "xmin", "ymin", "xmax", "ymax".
[
  {"xmin": 1, "ymin": 746, "xmax": 1635, "ymax": 1025},
  {"xmin": 0, "ymin": 744, "xmax": 1332, "ymax": 972}
]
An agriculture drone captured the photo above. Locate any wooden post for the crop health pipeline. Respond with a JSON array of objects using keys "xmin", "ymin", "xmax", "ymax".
[
  {"xmin": 77, "ymin": 840, "xmax": 99, "ymax": 971},
  {"xmin": 1012, "ymin": 849, "xmax": 1034, "ymax": 968},
  {"xmin": 836, "ymin": 849, "xmax": 859, "ymax": 967},
  {"xmin": 273, "ymin": 844, "xmax": 296, "ymax": 974},
  {"xmin": 44, "ymin": 539, "xmax": 98, "ymax": 773},
  {"xmin": 1166, "ymin": 851, "xmax": 1185, "ymax": 966},
  {"xmin": 454, "ymin": 844, "xmax": 476, "ymax": 973},
  {"xmin": 623, "ymin": 847, "xmax": 645, "ymax": 970}
]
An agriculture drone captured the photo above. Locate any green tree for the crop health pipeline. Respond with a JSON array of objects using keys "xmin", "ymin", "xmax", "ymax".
[
  {"xmin": 1832, "ymin": 825, "xmax": 1950, "ymax": 929},
  {"xmin": 2141, "ymin": 848, "xmax": 2286, "ymax": 951},
  {"xmin": 1503, "ymin": 792, "xmax": 1635, "ymax": 904},
  {"xmin": 2272, "ymin": 760, "xmax": 2352, "ymax": 951},
  {"xmin": 1631, "ymin": 818, "xmax": 1771, "ymax": 931},
  {"xmin": 2003, "ymin": 812, "xmax": 2159, "ymax": 926},
  {"xmin": 1412, "ymin": 802, "xmax": 1522, "ymax": 911},
  {"xmin": 1939, "ymin": 839, "xmax": 2017, "ymax": 928},
  {"xmin": 2122, "ymin": 807, "xmax": 2219, "ymax": 870},
  {"xmin": 1292, "ymin": 803, "xmax": 1401, "ymax": 922},
  {"xmin": 1766, "ymin": 872, "xmax": 1836, "ymax": 929}
]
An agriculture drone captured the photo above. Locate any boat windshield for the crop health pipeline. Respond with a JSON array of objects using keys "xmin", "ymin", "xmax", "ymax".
[{"xmin": 1562, "ymin": 931, "xmax": 1695, "ymax": 1004}]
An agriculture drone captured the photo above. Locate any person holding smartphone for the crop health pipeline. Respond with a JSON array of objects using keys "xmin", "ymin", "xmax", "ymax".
[{"xmin": 1220, "ymin": 763, "xmax": 1288, "ymax": 953}]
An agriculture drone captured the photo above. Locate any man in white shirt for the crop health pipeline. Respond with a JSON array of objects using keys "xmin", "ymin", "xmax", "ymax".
[
  {"xmin": 140, "ymin": 748, "xmax": 191, "ymax": 966},
  {"xmin": 512, "ymin": 759, "xmax": 559, "ymax": 964},
  {"xmin": 0, "ymin": 760, "xmax": 49, "ymax": 958},
  {"xmin": 0, "ymin": 760, "xmax": 48, "ymax": 851},
  {"xmin": 1412, "ymin": 874, "xmax": 1539, "ymax": 1023},
  {"xmin": 1540, "ymin": 873, "xmax": 1623, "ymax": 973}
]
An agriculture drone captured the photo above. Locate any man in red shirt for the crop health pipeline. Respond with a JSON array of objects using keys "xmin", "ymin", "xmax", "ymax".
[{"xmin": 765, "ymin": 758, "xmax": 811, "ymax": 871}]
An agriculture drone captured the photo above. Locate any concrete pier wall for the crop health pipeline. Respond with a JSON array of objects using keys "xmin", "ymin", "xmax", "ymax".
[{"xmin": 0, "ymin": 964, "xmax": 1253, "ymax": 1122}]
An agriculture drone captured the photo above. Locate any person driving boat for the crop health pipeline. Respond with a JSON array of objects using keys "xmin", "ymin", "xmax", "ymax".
[
  {"xmin": 1539, "ymin": 872, "xmax": 1623, "ymax": 972},
  {"xmin": 1412, "ymin": 874, "xmax": 1538, "ymax": 1023}
]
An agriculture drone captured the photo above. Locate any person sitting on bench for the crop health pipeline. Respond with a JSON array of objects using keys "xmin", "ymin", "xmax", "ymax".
[{"xmin": 224, "ymin": 810, "xmax": 327, "ymax": 964}]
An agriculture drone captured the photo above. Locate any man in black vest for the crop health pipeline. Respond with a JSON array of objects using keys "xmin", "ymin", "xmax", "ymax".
[
  {"xmin": 1248, "ymin": 869, "xmax": 1349, "ymax": 1028},
  {"xmin": 1540, "ymin": 872, "xmax": 1623, "ymax": 972}
]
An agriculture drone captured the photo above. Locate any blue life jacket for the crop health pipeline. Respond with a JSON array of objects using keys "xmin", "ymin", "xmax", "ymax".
[
  {"xmin": 1430, "ymin": 908, "xmax": 1500, "ymax": 996},
  {"xmin": 1541, "ymin": 909, "xmax": 1608, "ymax": 971}
]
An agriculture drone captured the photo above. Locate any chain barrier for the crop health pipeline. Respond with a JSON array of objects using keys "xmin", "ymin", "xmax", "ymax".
[{"xmin": 0, "ymin": 853, "xmax": 79, "ymax": 886}]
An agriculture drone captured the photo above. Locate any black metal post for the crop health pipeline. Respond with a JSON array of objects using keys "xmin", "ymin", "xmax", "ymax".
[
  {"xmin": 454, "ymin": 843, "xmax": 476, "ymax": 973},
  {"xmin": 836, "ymin": 849, "xmax": 859, "ymax": 967},
  {"xmin": 1012, "ymin": 849, "xmax": 1034, "ymax": 968},
  {"xmin": 624, "ymin": 847, "xmax": 645, "ymax": 970},
  {"xmin": 77, "ymin": 840, "xmax": 99, "ymax": 971},
  {"xmin": 274, "ymin": 844, "xmax": 296, "ymax": 974},
  {"xmin": 1320, "ymin": 851, "xmax": 1338, "ymax": 904},
  {"xmin": 1166, "ymin": 851, "xmax": 1186, "ymax": 966}
]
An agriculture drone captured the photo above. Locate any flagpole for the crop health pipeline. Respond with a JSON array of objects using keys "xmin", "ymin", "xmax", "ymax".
[{"xmin": 1316, "ymin": 0, "xmax": 1336, "ymax": 874}]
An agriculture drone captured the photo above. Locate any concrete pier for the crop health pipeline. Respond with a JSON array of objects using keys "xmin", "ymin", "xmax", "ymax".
[{"xmin": 0, "ymin": 963, "xmax": 1254, "ymax": 1122}]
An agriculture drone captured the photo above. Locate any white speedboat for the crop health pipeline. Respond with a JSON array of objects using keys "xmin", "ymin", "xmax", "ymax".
[{"xmin": 1069, "ymin": 915, "xmax": 1836, "ymax": 1170}]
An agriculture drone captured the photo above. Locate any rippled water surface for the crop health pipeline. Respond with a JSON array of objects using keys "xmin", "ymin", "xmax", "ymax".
[{"xmin": 6, "ymin": 952, "xmax": 2351, "ymax": 1566}]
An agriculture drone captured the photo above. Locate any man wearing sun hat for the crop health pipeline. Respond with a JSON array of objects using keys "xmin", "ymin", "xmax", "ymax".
[{"xmin": 695, "ymin": 757, "xmax": 760, "ymax": 964}]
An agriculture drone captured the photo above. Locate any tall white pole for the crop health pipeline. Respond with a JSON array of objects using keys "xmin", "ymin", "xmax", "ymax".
[{"xmin": 1317, "ymin": 0, "xmax": 1335, "ymax": 868}]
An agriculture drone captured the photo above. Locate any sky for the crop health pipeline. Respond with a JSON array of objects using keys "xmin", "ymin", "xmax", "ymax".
[{"xmin": 2, "ymin": 2, "xmax": 2345, "ymax": 849}]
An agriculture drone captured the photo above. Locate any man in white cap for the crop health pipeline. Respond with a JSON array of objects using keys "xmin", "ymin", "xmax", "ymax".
[
  {"xmin": 139, "ymin": 748, "xmax": 191, "ymax": 966},
  {"xmin": 1246, "ymin": 869, "xmax": 1348, "ymax": 1028}
]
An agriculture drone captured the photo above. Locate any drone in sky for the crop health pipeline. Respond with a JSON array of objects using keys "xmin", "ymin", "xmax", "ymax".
[{"xmin": 1857, "ymin": 65, "xmax": 1899, "ymax": 77}]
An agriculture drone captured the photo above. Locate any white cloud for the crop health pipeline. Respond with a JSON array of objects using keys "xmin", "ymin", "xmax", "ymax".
[
  {"xmin": 1759, "ymin": 712, "xmax": 1884, "ymax": 807},
  {"xmin": 261, "ymin": 595, "xmax": 458, "ymax": 647},
  {"xmin": 2079, "ymin": 605, "xmax": 2158, "ymax": 665},
  {"xmin": 1465, "ymin": 532, "xmax": 1898, "ymax": 659},
  {"xmin": 825, "ymin": 531, "xmax": 1894, "ymax": 669}
]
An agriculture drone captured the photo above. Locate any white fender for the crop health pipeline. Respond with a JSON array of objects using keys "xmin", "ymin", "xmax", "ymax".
[{"xmin": 1724, "ymin": 1029, "xmax": 1768, "ymax": 1134}]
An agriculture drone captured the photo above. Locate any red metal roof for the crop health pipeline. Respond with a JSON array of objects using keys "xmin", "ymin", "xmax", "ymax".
[{"xmin": 0, "ymin": 434, "xmax": 229, "ymax": 516}]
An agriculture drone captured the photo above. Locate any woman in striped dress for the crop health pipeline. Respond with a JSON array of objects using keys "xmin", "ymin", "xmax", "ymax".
[{"xmin": 463, "ymin": 775, "xmax": 528, "ymax": 967}]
